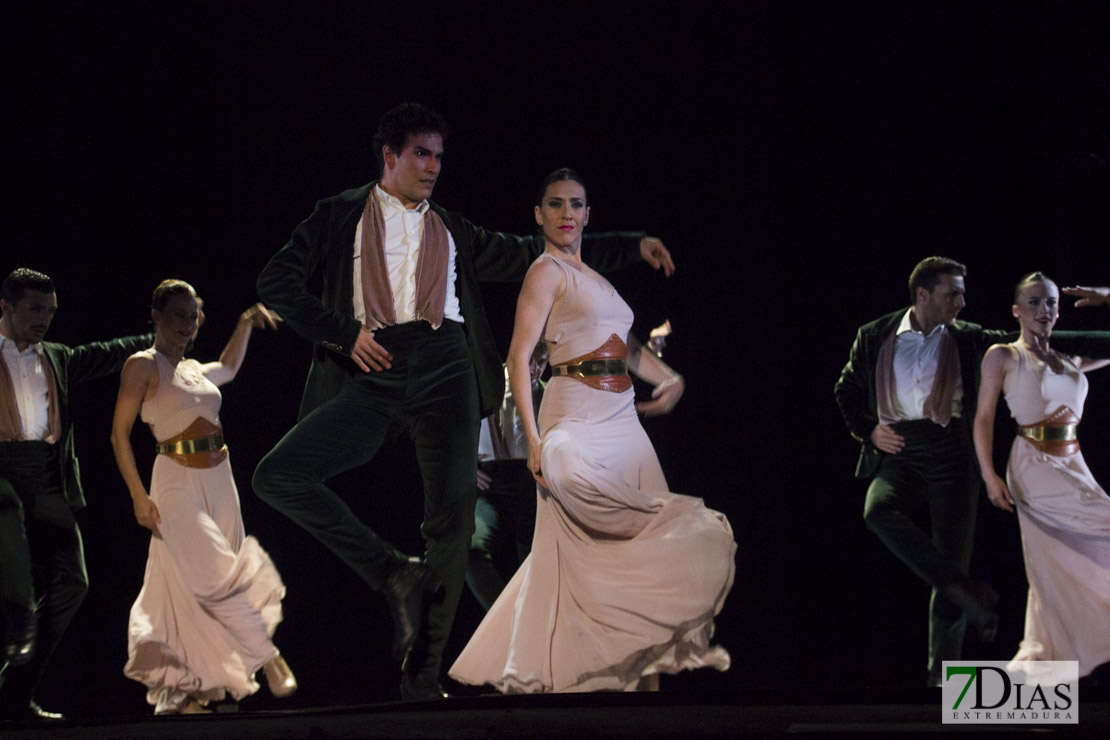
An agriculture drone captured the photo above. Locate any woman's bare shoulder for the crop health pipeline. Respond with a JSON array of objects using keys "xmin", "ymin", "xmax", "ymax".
[{"xmin": 983, "ymin": 343, "xmax": 1018, "ymax": 369}]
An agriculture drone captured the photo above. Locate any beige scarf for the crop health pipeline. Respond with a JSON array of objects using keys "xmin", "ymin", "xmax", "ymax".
[
  {"xmin": 875, "ymin": 325, "xmax": 959, "ymax": 427},
  {"xmin": 0, "ymin": 348, "xmax": 61, "ymax": 443},
  {"xmin": 359, "ymin": 193, "xmax": 449, "ymax": 330}
]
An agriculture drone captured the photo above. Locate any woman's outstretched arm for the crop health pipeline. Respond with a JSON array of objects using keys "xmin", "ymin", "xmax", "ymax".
[
  {"xmin": 1062, "ymin": 286, "xmax": 1110, "ymax": 372},
  {"xmin": 200, "ymin": 303, "xmax": 281, "ymax": 386}
]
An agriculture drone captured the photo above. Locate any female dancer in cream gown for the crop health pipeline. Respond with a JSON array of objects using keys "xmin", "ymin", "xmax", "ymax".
[
  {"xmin": 974, "ymin": 274, "xmax": 1110, "ymax": 683},
  {"xmin": 111, "ymin": 280, "xmax": 295, "ymax": 714},
  {"xmin": 450, "ymin": 169, "xmax": 735, "ymax": 693}
]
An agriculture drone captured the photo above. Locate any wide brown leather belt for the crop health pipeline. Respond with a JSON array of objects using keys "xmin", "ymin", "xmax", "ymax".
[
  {"xmin": 552, "ymin": 334, "xmax": 632, "ymax": 393},
  {"xmin": 156, "ymin": 434, "xmax": 225, "ymax": 456},
  {"xmin": 551, "ymin": 359, "xmax": 627, "ymax": 378}
]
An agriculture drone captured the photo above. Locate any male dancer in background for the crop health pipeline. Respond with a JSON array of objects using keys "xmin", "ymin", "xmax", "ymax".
[
  {"xmin": 1, "ymin": 268, "xmax": 150, "ymax": 721},
  {"xmin": 466, "ymin": 342, "xmax": 547, "ymax": 611}
]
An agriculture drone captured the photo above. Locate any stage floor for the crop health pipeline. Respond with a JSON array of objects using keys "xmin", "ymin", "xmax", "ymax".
[{"xmin": 2, "ymin": 689, "xmax": 1107, "ymax": 738}]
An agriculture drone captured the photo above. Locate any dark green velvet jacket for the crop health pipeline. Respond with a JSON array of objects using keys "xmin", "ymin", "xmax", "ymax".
[
  {"xmin": 258, "ymin": 181, "xmax": 645, "ymax": 419},
  {"xmin": 834, "ymin": 307, "xmax": 1110, "ymax": 479},
  {"xmin": 36, "ymin": 335, "xmax": 152, "ymax": 510}
]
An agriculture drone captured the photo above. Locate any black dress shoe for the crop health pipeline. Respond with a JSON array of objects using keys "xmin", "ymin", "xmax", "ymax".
[
  {"xmin": 382, "ymin": 558, "xmax": 441, "ymax": 662},
  {"xmin": 400, "ymin": 672, "xmax": 451, "ymax": 701},
  {"xmin": 0, "ymin": 701, "xmax": 65, "ymax": 722},
  {"xmin": 942, "ymin": 578, "xmax": 999, "ymax": 642},
  {"xmin": 3, "ymin": 610, "xmax": 37, "ymax": 667}
]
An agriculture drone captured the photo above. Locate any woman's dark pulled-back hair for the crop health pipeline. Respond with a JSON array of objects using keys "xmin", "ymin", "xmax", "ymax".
[
  {"xmin": 1013, "ymin": 271, "xmax": 1055, "ymax": 302},
  {"xmin": 372, "ymin": 103, "xmax": 448, "ymax": 171},
  {"xmin": 1, "ymin": 268, "xmax": 55, "ymax": 304},
  {"xmin": 151, "ymin": 279, "xmax": 196, "ymax": 312},
  {"xmin": 536, "ymin": 168, "xmax": 588, "ymax": 206}
]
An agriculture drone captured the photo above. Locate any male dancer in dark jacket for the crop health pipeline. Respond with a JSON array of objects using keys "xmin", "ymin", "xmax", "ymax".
[
  {"xmin": 1, "ymin": 268, "xmax": 150, "ymax": 721},
  {"xmin": 835, "ymin": 256, "xmax": 1110, "ymax": 686},
  {"xmin": 254, "ymin": 103, "xmax": 673, "ymax": 700}
]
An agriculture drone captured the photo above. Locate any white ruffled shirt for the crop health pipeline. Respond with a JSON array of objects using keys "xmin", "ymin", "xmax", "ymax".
[
  {"xmin": 891, "ymin": 309, "xmax": 964, "ymax": 420},
  {"xmin": 0, "ymin": 336, "xmax": 51, "ymax": 440}
]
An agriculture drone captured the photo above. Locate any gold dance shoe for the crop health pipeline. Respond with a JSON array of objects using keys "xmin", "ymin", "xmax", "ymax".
[{"xmin": 264, "ymin": 654, "xmax": 298, "ymax": 698}]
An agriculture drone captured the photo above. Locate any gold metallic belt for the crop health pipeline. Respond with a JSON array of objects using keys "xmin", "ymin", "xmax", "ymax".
[
  {"xmin": 551, "ymin": 359, "xmax": 627, "ymax": 378},
  {"xmin": 156, "ymin": 434, "xmax": 225, "ymax": 455},
  {"xmin": 1017, "ymin": 425, "xmax": 1077, "ymax": 442}
]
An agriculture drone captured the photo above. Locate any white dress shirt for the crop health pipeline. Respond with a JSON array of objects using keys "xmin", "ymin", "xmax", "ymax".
[
  {"xmin": 891, "ymin": 309, "xmax": 963, "ymax": 420},
  {"xmin": 352, "ymin": 185, "xmax": 463, "ymax": 326},
  {"xmin": 1, "ymin": 336, "xmax": 51, "ymax": 440}
]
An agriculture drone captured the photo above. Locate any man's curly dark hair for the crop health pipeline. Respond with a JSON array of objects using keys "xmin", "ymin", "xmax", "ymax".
[{"xmin": 372, "ymin": 102, "xmax": 448, "ymax": 172}]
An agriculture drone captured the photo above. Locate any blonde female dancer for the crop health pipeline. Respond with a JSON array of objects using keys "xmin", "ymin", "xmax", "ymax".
[
  {"xmin": 974, "ymin": 274, "xmax": 1110, "ymax": 684},
  {"xmin": 111, "ymin": 280, "xmax": 295, "ymax": 714}
]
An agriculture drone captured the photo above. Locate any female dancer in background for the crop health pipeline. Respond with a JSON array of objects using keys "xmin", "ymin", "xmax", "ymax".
[
  {"xmin": 111, "ymin": 280, "xmax": 295, "ymax": 714},
  {"xmin": 450, "ymin": 169, "xmax": 735, "ymax": 693},
  {"xmin": 973, "ymin": 274, "xmax": 1110, "ymax": 683}
]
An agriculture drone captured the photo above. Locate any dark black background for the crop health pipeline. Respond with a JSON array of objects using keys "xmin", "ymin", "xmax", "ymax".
[{"xmin": 2, "ymin": 0, "xmax": 1107, "ymax": 716}]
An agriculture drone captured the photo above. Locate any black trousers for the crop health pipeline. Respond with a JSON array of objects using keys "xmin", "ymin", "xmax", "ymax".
[
  {"xmin": 862, "ymin": 419, "xmax": 980, "ymax": 685},
  {"xmin": 0, "ymin": 442, "xmax": 88, "ymax": 707},
  {"xmin": 253, "ymin": 320, "xmax": 478, "ymax": 681}
]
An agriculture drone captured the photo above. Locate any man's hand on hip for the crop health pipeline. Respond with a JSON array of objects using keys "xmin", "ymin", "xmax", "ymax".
[
  {"xmin": 350, "ymin": 327, "xmax": 393, "ymax": 372},
  {"xmin": 869, "ymin": 423, "xmax": 905, "ymax": 454}
]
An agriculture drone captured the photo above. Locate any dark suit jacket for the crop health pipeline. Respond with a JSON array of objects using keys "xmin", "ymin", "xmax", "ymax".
[
  {"xmin": 258, "ymin": 181, "xmax": 645, "ymax": 419},
  {"xmin": 834, "ymin": 308, "xmax": 1110, "ymax": 479},
  {"xmin": 38, "ymin": 335, "xmax": 152, "ymax": 510}
]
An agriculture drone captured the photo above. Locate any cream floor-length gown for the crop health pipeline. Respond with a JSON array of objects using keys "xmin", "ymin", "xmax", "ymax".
[
  {"xmin": 450, "ymin": 255, "xmax": 735, "ymax": 693},
  {"xmin": 124, "ymin": 351, "xmax": 285, "ymax": 713},
  {"xmin": 1002, "ymin": 345, "xmax": 1110, "ymax": 684}
]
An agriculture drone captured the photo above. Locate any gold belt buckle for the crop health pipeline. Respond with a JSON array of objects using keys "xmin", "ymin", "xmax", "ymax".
[
  {"xmin": 556, "ymin": 359, "xmax": 626, "ymax": 378},
  {"xmin": 157, "ymin": 434, "xmax": 225, "ymax": 455},
  {"xmin": 1018, "ymin": 425, "xmax": 1076, "ymax": 442},
  {"xmin": 1021, "ymin": 426, "xmax": 1046, "ymax": 442}
]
